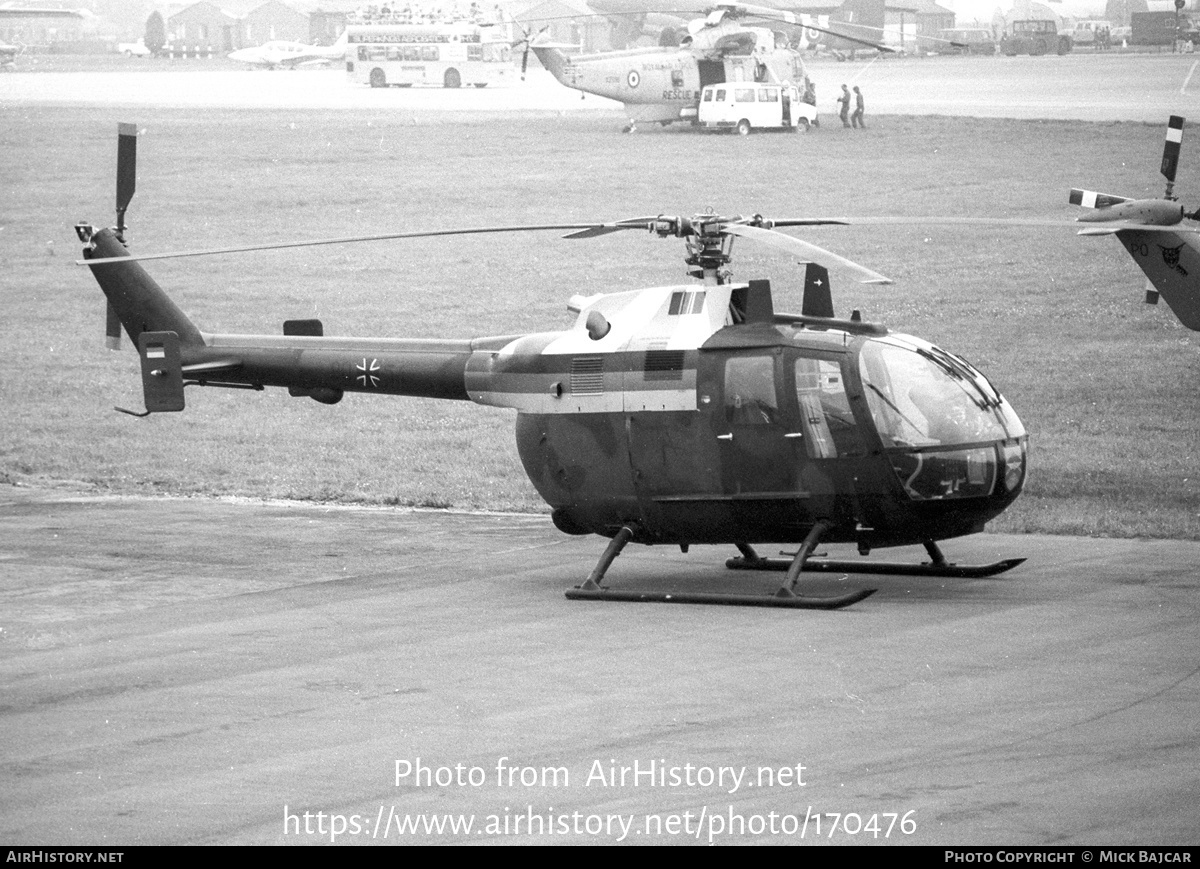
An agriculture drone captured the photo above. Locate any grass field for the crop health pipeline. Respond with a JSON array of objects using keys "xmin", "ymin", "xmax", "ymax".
[{"xmin": 2, "ymin": 106, "xmax": 1197, "ymax": 539}]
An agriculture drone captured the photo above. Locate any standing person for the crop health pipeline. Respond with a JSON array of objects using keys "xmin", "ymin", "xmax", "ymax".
[
  {"xmin": 837, "ymin": 84, "xmax": 851, "ymax": 127},
  {"xmin": 851, "ymin": 85, "xmax": 866, "ymax": 128}
]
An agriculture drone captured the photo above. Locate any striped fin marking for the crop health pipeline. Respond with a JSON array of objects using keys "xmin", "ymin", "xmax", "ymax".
[{"xmin": 1162, "ymin": 115, "xmax": 1184, "ymax": 183}]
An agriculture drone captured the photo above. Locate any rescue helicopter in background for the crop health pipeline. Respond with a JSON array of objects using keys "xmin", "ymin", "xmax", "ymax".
[
  {"xmin": 74, "ymin": 123, "xmax": 1032, "ymax": 610},
  {"xmin": 520, "ymin": 2, "xmax": 893, "ymax": 132}
]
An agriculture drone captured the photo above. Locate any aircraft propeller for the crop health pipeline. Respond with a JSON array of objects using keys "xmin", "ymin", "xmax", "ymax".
[{"xmin": 512, "ymin": 22, "xmax": 550, "ymax": 80}]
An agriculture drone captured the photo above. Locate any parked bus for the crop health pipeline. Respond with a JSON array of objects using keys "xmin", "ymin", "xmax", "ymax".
[{"xmin": 345, "ymin": 20, "xmax": 513, "ymax": 89}]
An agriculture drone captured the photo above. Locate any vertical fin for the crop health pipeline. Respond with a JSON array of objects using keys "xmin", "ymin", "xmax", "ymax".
[{"xmin": 801, "ymin": 263, "xmax": 835, "ymax": 318}]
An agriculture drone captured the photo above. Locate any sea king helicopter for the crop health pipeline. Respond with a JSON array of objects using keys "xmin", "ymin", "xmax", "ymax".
[
  {"xmin": 521, "ymin": 2, "xmax": 893, "ymax": 132},
  {"xmin": 76, "ymin": 123, "xmax": 1030, "ymax": 610}
]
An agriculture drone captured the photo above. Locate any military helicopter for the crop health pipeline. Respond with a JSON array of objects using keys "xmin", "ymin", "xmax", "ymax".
[
  {"xmin": 1070, "ymin": 115, "xmax": 1200, "ymax": 331},
  {"xmin": 521, "ymin": 2, "xmax": 892, "ymax": 132},
  {"xmin": 75, "ymin": 123, "xmax": 1029, "ymax": 610}
]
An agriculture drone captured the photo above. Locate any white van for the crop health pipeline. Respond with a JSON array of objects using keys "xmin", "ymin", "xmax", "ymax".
[
  {"xmin": 698, "ymin": 83, "xmax": 818, "ymax": 135},
  {"xmin": 1071, "ymin": 20, "xmax": 1113, "ymax": 46}
]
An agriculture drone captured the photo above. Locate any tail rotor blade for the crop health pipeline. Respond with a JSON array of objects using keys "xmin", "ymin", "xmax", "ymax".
[
  {"xmin": 115, "ymin": 122, "xmax": 137, "ymax": 241},
  {"xmin": 105, "ymin": 300, "xmax": 122, "ymax": 350},
  {"xmin": 1162, "ymin": 115, "xmax": 1184, "ymax": 197},
  {"xmin": 1070, "ymin": 187, "xmax": 1131, "ymax": 209}
]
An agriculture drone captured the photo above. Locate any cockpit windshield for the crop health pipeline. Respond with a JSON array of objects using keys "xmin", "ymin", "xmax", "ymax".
[{"xmin": 858, "ymin": 338, "xmax": 1019, "ymax": 448}]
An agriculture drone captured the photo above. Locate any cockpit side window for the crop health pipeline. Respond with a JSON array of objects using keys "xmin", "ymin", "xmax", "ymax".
[
  {"xmin": 724, "ymin": 355, "xmax": 777, "ymax": 425},
  {"xmin": 794, "ymin": 357, "xmax": 864, "ymax": 458}
]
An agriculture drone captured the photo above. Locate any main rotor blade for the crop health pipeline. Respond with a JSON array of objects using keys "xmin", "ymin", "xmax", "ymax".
[
  {"xmin": 562, "ymin": 216, "xmax": 667, "ymax": 239},
  {"xmin": 770, "ymin": 216, "xmax": 1079, "ymax": 229},
  {"xmin": 722, "ymin": 223, "xmax": 892, "ymax": 284},
  {"xmin": 769, "ymin": 215, "xmax": 1200, "ymax": 234},
  {"xmin": 76, "ymin": 223, "xmax": 608, "ymax": 266}
]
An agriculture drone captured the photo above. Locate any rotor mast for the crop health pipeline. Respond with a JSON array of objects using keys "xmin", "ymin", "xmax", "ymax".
[{"xmin": 646, "ymin": 214, "xmax": 737, "ymax": 284}]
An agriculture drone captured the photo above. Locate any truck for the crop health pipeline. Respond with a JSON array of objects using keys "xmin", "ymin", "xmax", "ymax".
[
  {"xmin": 1000, "ymin": 20, "xmax": 1073, "ymax": 56},
  {"xmin": 1130, "ymin": 11, "xmax": 1198, "ymax": 46}
]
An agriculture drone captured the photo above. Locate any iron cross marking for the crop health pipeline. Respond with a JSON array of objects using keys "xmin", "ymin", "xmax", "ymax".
[{"xmin": 356, "ymin": 358, "xmax": 381, "ymax": 388}]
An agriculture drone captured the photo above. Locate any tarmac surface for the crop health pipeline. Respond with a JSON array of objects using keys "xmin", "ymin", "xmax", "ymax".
[
  {"xmin": 1, "ymin": 485, "xmax": 1199, "ymax": 845},
  {"xmin": 4, "ymin": 51, "xmax": 1200, "ymax": 847}
]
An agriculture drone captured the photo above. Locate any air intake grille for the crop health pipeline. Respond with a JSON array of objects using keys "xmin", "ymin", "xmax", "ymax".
[{"xmin": 570, "ymin": 356, "xmax": 604, "ymax": 395}]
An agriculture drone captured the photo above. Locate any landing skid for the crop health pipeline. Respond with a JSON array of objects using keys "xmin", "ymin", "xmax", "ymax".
[
  {"xmin": 726, "ymin": 541, "xmax": 1026, "ymax": 579},
  {"xmin": 565, "ymin": 522, "xmax": 875, "ymax": 610}
]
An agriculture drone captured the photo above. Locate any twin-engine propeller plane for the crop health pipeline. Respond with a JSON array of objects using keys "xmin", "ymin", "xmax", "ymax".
[
  {"xmin": 75, "ymin": 123, "xmax": 1030, "ymax": 610},
  {"xmin": 521, "ymin": 2, "xmax": 892, "ymax": 132},
  {"xmin": 1070, "ymin": 115, "xmax": 1200, "ymax": 331}
]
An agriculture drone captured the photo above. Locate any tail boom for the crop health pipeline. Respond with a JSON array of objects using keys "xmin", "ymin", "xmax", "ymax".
[{"xmin": 80, "ymin": 226, "xmax": 514, "ymax": 412}]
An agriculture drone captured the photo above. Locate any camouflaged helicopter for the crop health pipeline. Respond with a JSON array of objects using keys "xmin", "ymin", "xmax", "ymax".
[{"xmin": 75, "ymin": 123, "xmax": 1031, "ymax": 610}]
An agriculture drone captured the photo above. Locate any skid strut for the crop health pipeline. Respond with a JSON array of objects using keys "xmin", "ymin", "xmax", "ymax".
[
  {"xmin": 727, "ymin": 538, "xmax": 1025, "ymax": 578},
  {"xmin": 566, "ymin": 521, "xmax": 874, "ymax": 610}
]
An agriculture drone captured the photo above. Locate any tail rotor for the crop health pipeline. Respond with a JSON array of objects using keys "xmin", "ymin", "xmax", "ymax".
[
  {"xmin": 1070, "ymin": 116, "xmax": 1193, "ymax": 227},
  {"xmin": 513, "ymin": 23, "xmax": 548, "ymax": 81}
]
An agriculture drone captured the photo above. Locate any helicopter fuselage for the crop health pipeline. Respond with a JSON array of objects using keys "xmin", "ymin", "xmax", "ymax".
[
  {"xmin": 470, "ymin": 291, "xmax": 1027, "ymax": 550},
  {"xmin": 532, "ymin": 24, "xmax": 811, "ymax": 126},
  {"xmin": 84, "ymin": 227, "xmax": 1027, "ymax": 554}
]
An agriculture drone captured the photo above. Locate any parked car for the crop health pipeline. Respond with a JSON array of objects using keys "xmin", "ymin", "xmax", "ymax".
[
  {"xmin": 117, "ymin": 39, "xmax": 151, "ymax": 57},
  {"xmin": 936, "ymin": 28, "xmax": 997, "ymax": 54}
]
